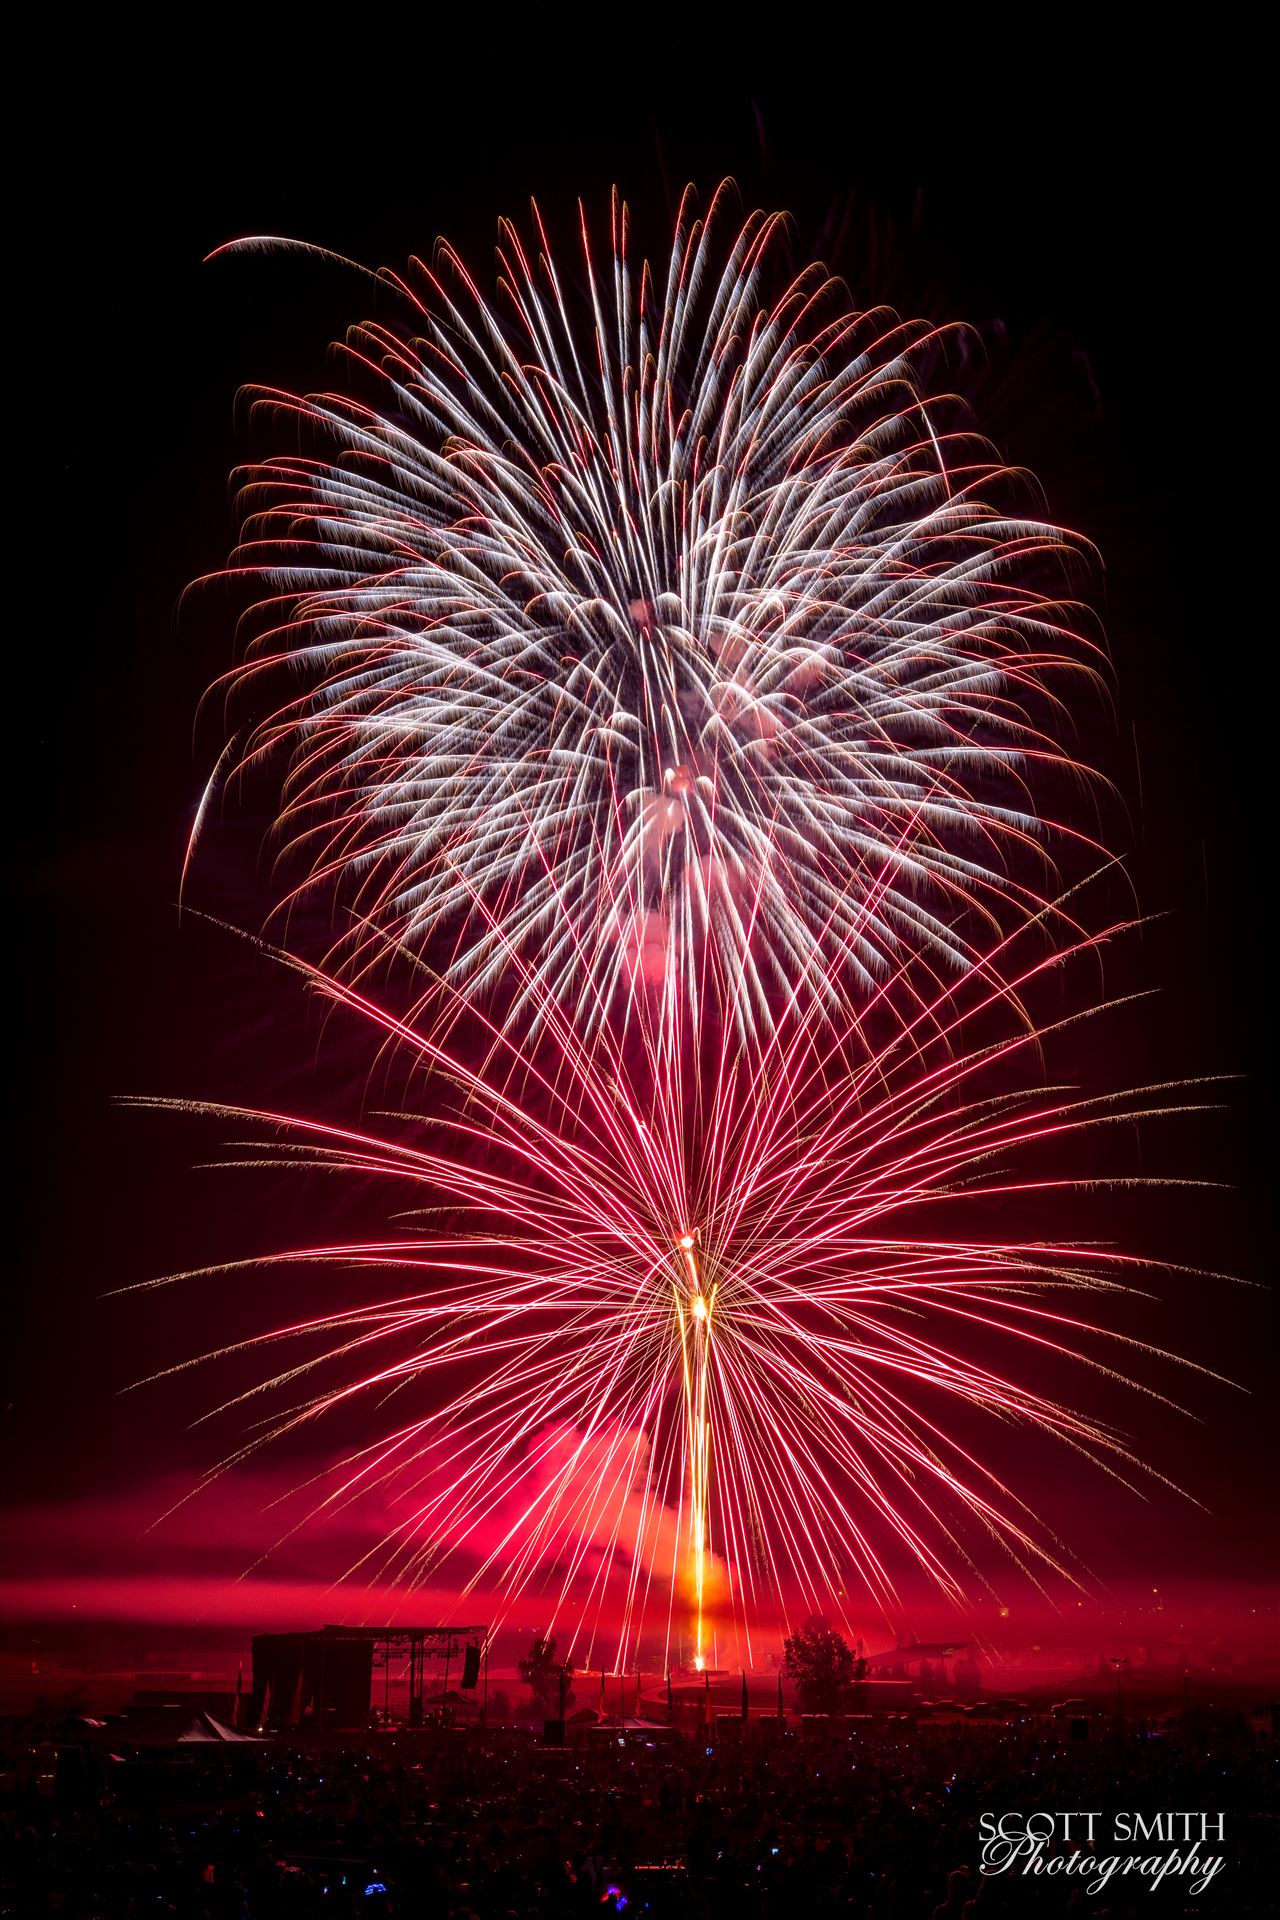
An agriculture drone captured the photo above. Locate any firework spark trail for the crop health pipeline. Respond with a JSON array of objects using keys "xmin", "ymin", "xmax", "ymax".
[
  {"xmin": 674, "ymin": 1231, "xmax": 714, "ymax": 1668},
  {"xmin": 194, "ymin": 182, "xmax": 1112, "ymax": 1053},
  {"xmin": 123, "ymin": 904, "xmax": 1227, "ymax": 1672},
  {"xmin": 160, "ymin": 185, "xmax": 1233, "ymax": 1672}
]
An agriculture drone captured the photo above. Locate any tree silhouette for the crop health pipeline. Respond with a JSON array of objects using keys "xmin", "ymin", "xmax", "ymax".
[
  {"xmin": 783, "ymin": 1618, "xmax": 867, "ymax": 1713},
  {"xmin": 519, "ymin": 1634, "xmax": 575, "ymax": 1717}
]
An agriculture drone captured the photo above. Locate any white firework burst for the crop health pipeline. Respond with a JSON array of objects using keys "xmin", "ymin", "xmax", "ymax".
[{"xmin": 200, "ymin": 183, "xmax": 1105, "ymax": 1044}]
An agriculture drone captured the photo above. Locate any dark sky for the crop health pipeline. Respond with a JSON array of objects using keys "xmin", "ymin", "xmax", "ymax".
[{"xmin": 9, "ymin": 51, "xmax": 1274, "ymax": 1643}]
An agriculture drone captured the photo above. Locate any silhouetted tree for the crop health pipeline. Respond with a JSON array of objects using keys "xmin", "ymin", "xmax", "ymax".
[
  {"xmin": 519, "ymin": 1634, "xmax": 575, "ymax": 1716},
  {"xmin": 783, "ymin": 1617, "xmax": 866, "ymax": 1712},
  {"xmin": 851, "ymin": 1637, "xmax": 869, "ymax": 1709}
]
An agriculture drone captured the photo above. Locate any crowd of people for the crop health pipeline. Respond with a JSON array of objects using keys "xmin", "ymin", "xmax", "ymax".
[{"xmin": 1, "ymin": 1711, "xmax": 1272, "ymax": 1917}]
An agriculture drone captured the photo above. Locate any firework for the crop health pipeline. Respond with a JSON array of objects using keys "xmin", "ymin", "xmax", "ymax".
[
  {"xmin": 195, "ymin": 185, "xmax": 1108, "ymax": 1047},
  {"xmin": 124, "ymin": 909, "xmax": 1221, "ymax": 1672},
  {"xmin": 162, "ymin": 187, "xmax": 1216, "ymax": 1671}
]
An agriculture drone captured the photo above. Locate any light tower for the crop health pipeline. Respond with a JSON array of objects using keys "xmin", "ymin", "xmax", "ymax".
[{"xmin": 674, "ymin": 1230, "xmax": 716, "ymax": 1670}]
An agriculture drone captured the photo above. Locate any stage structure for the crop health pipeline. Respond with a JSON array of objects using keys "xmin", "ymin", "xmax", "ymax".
[{"xmin": 250, "ymin": 1624, "xmax": 489, "ymax": 1730}]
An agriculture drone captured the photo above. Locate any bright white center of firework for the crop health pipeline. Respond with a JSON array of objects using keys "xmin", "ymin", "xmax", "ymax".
[
  {"xmin": 692, "ymin": 1295, "xmax": 708, "ymax": 1321},
  {"xmin": 678, "ymin": 1233, "xmax": 694, "ymax": 1250},
  {"xmin": 694, "ymin": 1656, "xmax": 705, "ymax": 1672}
]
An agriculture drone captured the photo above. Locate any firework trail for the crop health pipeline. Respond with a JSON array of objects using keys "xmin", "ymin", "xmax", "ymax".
[
  {"xmin": 195, "ymin": 184, "xmax": 1109, "ymax": 1048},
  {"xmin": 124, "ymin": 907, "xmax": 1223, "ymax": 1671},
  {"xmin": 162, "ymin": 187, "xmax": 1218, "ymax": 1666}
]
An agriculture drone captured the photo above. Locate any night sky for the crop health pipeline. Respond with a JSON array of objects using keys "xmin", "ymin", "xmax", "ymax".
[{"xmin": 9, "ymin": 51, "xmax": 1274, "ymax": 1654}]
